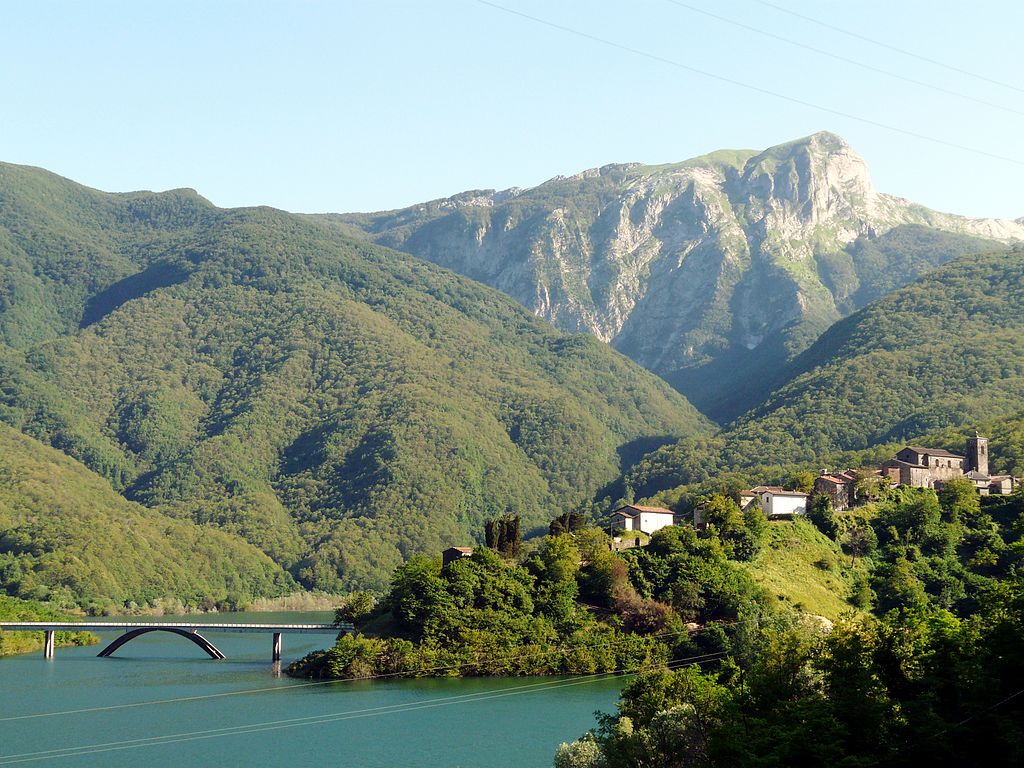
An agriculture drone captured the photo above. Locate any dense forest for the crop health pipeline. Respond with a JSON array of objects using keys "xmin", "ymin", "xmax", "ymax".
[
  {"xmin": 0, "ymin": 161, "xmax": 708, "ymax": 602},
  {"xmin": 0, "ymin": 424, "xmax": 294, "ymax": 612}
]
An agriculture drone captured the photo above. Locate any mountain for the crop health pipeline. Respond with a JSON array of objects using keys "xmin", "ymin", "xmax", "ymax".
[
  {"xmin": 721, "ymin": 246, "xmax": 1024, "ymax": 468},
  {"xmin": 0, "ymin": 161, "xmax": 709, "ymax": 596},
  {"xmin": 326, "ymin": 132, "xmax": 1022, "ymax": 421},
  {"xmin": 0, "ymin": 424, "xmax": 294, "ymax": 611}
]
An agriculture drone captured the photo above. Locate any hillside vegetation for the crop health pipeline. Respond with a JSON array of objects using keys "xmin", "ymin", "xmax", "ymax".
[
  {"xmin": 0, "ymin": 161, "xmax": 708, "ymax": 597},
  {"xmin": 723, "ymin": 247, "xmax": 1024, "ymax": 467},
  {"xmin": 740, "ymin": 518, "xmax": 865, "ymax": 620},
  {"xmin": 608, "ymin": 246, "xmax": 1024, "ymax": 509},
  {"xmin": 0, "ymin": 595, "xmax": 95, "ymax": 656},
  {"xmin": 0, "ymin": 425, "xmax": 294, "ymax": 611},
  {"xmin": 557, "ymin": 479, "xmax": 1024, "ymax": 767}
]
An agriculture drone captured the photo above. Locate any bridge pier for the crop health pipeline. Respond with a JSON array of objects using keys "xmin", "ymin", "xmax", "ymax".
[
  {"xmin": 272, "ymin": 632, "xmax": 282, "ymax": 662},
  {"xmin": 43, "ymin": 630, "xmax": 55, "ymax": 660}
]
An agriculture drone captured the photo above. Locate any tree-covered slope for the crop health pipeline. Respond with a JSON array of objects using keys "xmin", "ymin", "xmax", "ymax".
[
  {"xmin": 0, "ymin": 161, "xmax": 215, "ymax": 348},
  {"xmin": 0, "ymin": 424, "xmax": 294, "ymax": 611},
  {"xmin": 0, "ymin": 595, "xmax": 95, "ymax": 655},
  {"xmin": 326, "ymin": 132, "xmax": 1019, "ymax": 421},
  {"xmin": 0, "ymin": 162, "xmax": 709, "ymax": 595},
  {"xmin": 721, "ymin": 247, "xmax": 1024, "ymax": 467}
]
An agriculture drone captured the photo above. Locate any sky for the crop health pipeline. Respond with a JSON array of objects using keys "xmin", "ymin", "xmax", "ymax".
[{"xmin": 2, "ymin": 0, "xmax": 1022, "ymax": 219}]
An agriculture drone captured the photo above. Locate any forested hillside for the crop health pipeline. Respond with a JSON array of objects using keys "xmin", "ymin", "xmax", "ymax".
[
  {"xmin": 603, "ymin": 246, "xmax": 1024, "ymax": 510},
  {"xmin": 556, "ymin": 481, "xmax": 1024, "ymax": 767},
  {"xmin": 0, "ymin": 424, "xmax": 294, "ymax": 611},
  {"xmin": 0, "ymin": 161, "xmax": 708, "ymax": 598},
  {"xmin": 723, "ymin": 247, "xmax": 1024, "ymax": 467}
]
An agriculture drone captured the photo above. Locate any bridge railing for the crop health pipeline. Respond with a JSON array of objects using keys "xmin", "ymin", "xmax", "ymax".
[{"xmin": 0, "ymin": 621, "xmax": 353, "ymax": 660}]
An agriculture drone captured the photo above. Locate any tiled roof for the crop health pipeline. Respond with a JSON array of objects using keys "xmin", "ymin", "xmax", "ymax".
[
  {"xmin": 903, "ymin": 446, "xmax": 964, "ymax": 459},
  {"xmin": 614, "ymin": 504, "xmax": 674, "ymax": 516},
  {"xmin": 747, "ymin": 486, "xmax": 809, "ymax": 497}
]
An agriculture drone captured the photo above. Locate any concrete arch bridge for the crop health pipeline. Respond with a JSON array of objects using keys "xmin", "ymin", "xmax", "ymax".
[{"xmin": 0, "ymin": 621, "xmax": 350, "ymax": 661}]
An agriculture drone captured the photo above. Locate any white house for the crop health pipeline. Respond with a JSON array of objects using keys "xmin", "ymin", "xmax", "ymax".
[
  {"xmin": 609, "ymin": 504, "xmax": 676, "ymax": 535},
  {"xmin": 745, "ymin": 486, "xmax": 808, "ymax": 517}
]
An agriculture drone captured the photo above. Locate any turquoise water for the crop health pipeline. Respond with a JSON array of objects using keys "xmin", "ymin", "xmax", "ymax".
[{"xmin": 0, "ymin": 612, "xmax": 621, "ymax": 767}]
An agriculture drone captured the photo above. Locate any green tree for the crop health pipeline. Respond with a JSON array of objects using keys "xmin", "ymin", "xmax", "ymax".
[
  {"xmin": 484, "ymin": 514, "xmax": 522, "ymax": 557},
  {"xmin": 938, "ymin": 476, "xmax": 980, "ymax": 524},
  {"xmin": 787, "ymin": 470, "xmax": 815, "ymax": 494},
  {"xmin": 335, "ymin": 591, "xmax": 375, "ymax": 626},
  {"xmin": 550, "ymin": 509, "xmax": 586, "ymax": 536},
  {"xmin": 806, "ymin": 493, "xmax": 839, "ymax": 539}
]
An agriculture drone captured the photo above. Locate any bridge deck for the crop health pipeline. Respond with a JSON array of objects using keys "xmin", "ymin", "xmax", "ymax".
[{"xmin": 0, "ymin": 622, "xmax": 349, "ymax": 634}]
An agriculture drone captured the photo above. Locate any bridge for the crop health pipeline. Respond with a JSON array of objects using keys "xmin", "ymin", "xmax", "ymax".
[{"xmin": 0, "ymin": 621, "xmax": 351, "ymax": 661}]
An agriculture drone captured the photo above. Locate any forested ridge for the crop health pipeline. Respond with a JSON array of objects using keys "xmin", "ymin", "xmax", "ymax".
[
  {"xmin": 723, "ymin": 246, "xmax": 1024, "ymax": 466},
  {"xmin": 0, "ymin": 161, "xmax": 709, "ymax": 605}
]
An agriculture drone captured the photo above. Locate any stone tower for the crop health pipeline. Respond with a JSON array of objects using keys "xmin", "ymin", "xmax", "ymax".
[{"xmin": 966, "ymin": 432, "xmax": 989, "ymax": 476}]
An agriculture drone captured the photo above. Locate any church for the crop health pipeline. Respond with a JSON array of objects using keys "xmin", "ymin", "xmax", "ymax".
[
  {"xmin": 817, "ymin": 433, "xmax": 1016, "ymax": 510},
  {"xmin": 880, "ymin": 433, "xmax": 1015, "ymax": 495}
]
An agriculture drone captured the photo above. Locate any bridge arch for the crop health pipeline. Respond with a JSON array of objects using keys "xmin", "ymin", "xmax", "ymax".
[{"xmin": 97, "ymin": 627, "xmax": 226, "ymax": 659}]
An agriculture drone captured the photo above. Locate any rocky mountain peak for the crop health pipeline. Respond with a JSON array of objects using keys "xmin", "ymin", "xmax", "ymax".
[
  {"xmin": 333, "ymin": 132, "xmax": 1022, "ymax": 422},
  {"xmin": 740, "ymin": 131, "xmax": 876, "ymax": 222}
]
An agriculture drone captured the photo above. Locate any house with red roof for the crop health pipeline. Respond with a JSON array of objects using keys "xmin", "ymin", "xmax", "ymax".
[{"xmin": 609, "ymin": 504, "xmax": 676, "ymax": 535}]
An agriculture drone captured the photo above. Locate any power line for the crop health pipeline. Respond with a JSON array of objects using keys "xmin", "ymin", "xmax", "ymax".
[
  {"xmin": 0, "ymin": 621, "xmax": 750, "ymax": 722},
  {"xmin": 752, "ymin": 0, "xmax": 1024, "ymax": 95},
  {"xmin": 934, "ymin": 686, "xmax": 1024, "ymax": 738},
  {"xmin": 473, "ymin": 0, "xmax": 1024, "ymax": 167},
  {"xmin": 663, "ymin": 0, "xmax": 1024, "ymax": 117},
  {"xmin": 0, "ymin": 653, "xmax": 725, "ymax": 764}
]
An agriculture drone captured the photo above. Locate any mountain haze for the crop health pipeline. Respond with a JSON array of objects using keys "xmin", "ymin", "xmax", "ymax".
[
  {"xmin": 329, "ymin": 132, "xmax": 1022, "ymax": 421},
  {"xmin": 0, "ymin": 161, "xmax": 708, "ymax": 597}
]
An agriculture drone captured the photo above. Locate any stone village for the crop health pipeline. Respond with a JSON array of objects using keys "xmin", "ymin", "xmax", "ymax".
[
  {"xmin": 606, "ymin": 433, "xmax": 1017, "ymax": 544},
  {"xmin": 440, "ymin": 433, "xmax": 1019, "ymax": 559}
]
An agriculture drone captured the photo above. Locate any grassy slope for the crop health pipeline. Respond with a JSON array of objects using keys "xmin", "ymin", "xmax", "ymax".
[
  {"xmin": 742, "ymin": 519, "xmax": 864, "ymax": 621},
  {"xmin": 0, "ymin": 595, "xmax": 95, "ymax": 655},
  {"xmin": 0, "ymin": 162, "xmax": 710, "ymax": 596}
]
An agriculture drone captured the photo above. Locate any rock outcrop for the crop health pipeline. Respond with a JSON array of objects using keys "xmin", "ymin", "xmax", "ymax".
[{"xmin": 331, "ymin": 132, "xmax": 1023, "ymax": 421}]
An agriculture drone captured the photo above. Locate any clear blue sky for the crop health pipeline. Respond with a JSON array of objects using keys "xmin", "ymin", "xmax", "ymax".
[{"xmin": 3, "ymin": 0, "xmax": 1022, "ymax": 218}]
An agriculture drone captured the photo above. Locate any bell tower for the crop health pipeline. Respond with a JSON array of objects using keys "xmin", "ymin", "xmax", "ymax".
[{"xmin": 966, "ymin": 432, "xmax": 989, "ymax": 476}]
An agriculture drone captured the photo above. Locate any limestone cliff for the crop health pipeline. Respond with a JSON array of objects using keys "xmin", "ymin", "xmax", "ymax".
[{"xmin": 330, "ymin": 132, "xmax": 1022, "ymax": 421}]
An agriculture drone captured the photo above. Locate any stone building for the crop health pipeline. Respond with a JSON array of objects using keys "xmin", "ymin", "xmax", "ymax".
[
  {"xmin": 813, "ymin": 471, "xmax": 858, "ymax": 511},
  {"xmin": 878, "ymin": 434, "xmax": 1015, "ymax": 494},
  {"xmin": 880, "ymin": 445, "xmax": 966, "ymax": 488}
]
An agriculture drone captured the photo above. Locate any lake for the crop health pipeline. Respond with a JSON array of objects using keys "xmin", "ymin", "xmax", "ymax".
[{"xmin": 0, "ymin": 612, "xmax": 622, "ymax": 767}]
